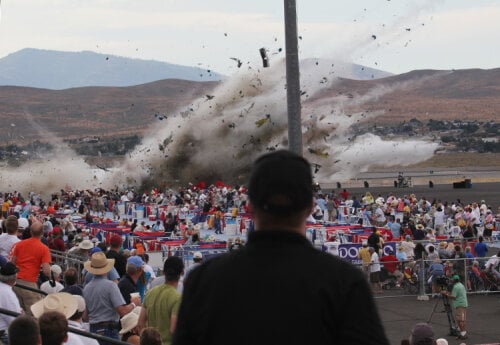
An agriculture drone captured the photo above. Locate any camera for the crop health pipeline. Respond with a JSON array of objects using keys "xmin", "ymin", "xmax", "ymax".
[{"xmin": 435, "ymin": 276, "xmax": 453, "ymax": 291}]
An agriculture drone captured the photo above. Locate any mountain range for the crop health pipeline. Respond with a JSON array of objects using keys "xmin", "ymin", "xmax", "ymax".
[
  {"xmin": 0, "ymin": 48, "xmax": 223, "ymax": 89},
  {"xmin": 0, "ymin": 48, "xmax": 392, "ymax": 90}
]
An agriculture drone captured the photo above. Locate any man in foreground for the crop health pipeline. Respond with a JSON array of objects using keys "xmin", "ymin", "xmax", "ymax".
[{"xmin": 174, "ymin": 150, "xmax": 389, "ymax": 345}]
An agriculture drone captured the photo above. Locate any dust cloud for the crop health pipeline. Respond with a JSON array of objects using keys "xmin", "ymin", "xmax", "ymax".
[{"xmin": 107, "ymin": 58, "xmax": 439, "ymax": 189}]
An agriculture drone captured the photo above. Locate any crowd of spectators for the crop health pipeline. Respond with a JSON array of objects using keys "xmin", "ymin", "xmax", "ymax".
[{"xmin": 0, "ymin": 183, "xmax": 499, "ymax": 344}]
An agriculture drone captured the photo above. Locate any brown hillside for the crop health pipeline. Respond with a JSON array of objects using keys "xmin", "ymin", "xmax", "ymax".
[
  {"xmin": 1, "ymin": 68, "xmax": 499, "ymax": 146},
  {"xmin": 310, "ymin": 68, "xmax": 500, "ymax": 123},
  {"xmin": 0, "ymin": 79, "xmax": 219, "ymax": 143}
]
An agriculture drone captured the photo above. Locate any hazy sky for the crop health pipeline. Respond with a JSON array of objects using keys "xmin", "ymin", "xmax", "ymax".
[{"xmin": 0, "ymin": 0, "xmax": 498, "ymax": 75}]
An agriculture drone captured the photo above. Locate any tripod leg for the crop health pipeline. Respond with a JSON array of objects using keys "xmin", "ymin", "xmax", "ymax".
[
  {"xmin": 443, "ymin": 296, "xmax": 459, "ymax": 336},
  {"xmin": 426, "ymin": 296, "xmax": 441, "ymax": 323}
]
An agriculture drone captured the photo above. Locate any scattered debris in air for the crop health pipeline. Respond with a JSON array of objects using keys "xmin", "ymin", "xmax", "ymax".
[
  {"xmin": 259, "ymin": 48, "xmax": 269, "ymax": 68},
  {"xmin": 255, "ymin": 114, "xmax": 271, "ymax": 128},
  {"xmin": 230, "ymin": 57, "xmax": 243, "ymax": 68},
  {"xmin": 308, "ymin": 148, "xmax": 329, "ymax": 158}
]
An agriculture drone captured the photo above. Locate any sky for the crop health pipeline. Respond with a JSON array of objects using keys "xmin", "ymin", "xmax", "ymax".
[{"xmin": 0, "ymin": 0, "xmax": 499, "ymax": 76}]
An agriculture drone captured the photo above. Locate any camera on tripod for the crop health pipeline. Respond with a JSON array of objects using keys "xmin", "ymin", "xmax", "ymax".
[{"xmin": 435, "ymin": 276, "xmax": 453, "ymax": 291}]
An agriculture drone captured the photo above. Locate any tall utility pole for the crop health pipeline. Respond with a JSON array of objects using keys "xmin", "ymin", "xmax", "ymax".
[{"xmin": 284, "ymin": 0, "xmax": 303, "ymax": 156}]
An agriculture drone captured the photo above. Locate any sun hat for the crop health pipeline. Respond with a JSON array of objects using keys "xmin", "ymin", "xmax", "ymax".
[
  {"xmin": 79, "ymin": 239, "xmax": 93, "ymax": 250},
  {"xmin": 409, "ymin": 323, "xmax": 434, "ymax": 345},
  {"xmin": 31, "ymin": 292, "xmax": 78, "ymax": 319},
  {"xmin": 452, "ymin": 274, "xmax": 460, "ymax": 281},
  {"xmin": 119, "ymin": 309, "xmax": 140, "ymax": 335},
  {"xmin": 193, "ymin": 251, "xmax": 203, "ymax": 259},
  {"xmin": 248, "ymin": 150, "xmax": 313, "ymax": 215},
  {"xmin": 84, "ymin": 252, "xmax": 115, "ymax": 275},
  {"xmin": 51, "ymin": 264, "xmax": 62, "ymax": 277},
  {"xmin": 73, "ymin": 295, "xmax": 86, "ymax": 313},
  {"xmin": 435, "ymin": 338, "xmax": 448, "ymax": 345}
]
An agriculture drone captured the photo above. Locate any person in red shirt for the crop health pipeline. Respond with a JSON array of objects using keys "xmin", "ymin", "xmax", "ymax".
[
  {"xmin": 10, "ymin": 221, "xmax": 51, "ymax": 315},
  {"xmin": 46, "ymin": 201, "xmax": 55, "ymax": 215},
  {"xmin": 339, "ymin": 189, "xmax": 350, "ymax": 201},
  {"xmin": 380, "ymin": 250, "xmax": 403, "ymax": 287},
  {"xmin": 48, "ymin": 227, "xmax": 65, "ymax": 252}
]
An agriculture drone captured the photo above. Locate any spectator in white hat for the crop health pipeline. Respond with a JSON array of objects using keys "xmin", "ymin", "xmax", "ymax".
[{"xmin": 40, "ymin": 265, "xmax": 64, "ymax": 294}]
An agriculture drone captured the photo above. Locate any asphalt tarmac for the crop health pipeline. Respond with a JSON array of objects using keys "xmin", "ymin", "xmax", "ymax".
[
  {"xmin": 376, "ymin": 293, "xmax": 500, "ymax": 345},
  {"xmin": 327, "ymin": 182, "xmax": 500, "ymax": 210}
]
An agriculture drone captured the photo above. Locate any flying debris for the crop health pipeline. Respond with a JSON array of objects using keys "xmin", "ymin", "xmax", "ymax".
[
  {"xmin": 154, "ymin": 113, "xmax": 165, "ymax": 120},
  {"xmin": 205, "ymin": 95, "xmax": 215, "ymax": 100},
  {"xmin": 96, "ymin": 165, "xmax": 110, "ymax": 172},
  {"xmin": 255, "ymin": 114, "xmax": 271, "ymax": 128},
  {"xmin": 312, "ymin": 163, "xmax": 321, "ymax": 174},
  {"xmin": 308, "ymin": 148, "xmax": 329, "ymax": 158},
  {"xmin": 243, "ymin": 102, "xmax": 255, "ymax": 114},
  {"xmin": 272, "ymin": 48, "xmax": 283, "ymax": 55},
  {"xmin": 230, "ymin": 57, "xmax": 243, "ymax": 68},
  {"xmin": 405, "ymin": 28, "xmax": 411, "ymax": 31},
  {"xmin": 371, "ymin": 35, "xmax": 377, "ymax": 40},
  {"xmin": 259, "ymin": 48, "xmax": 269, "ymax": 68}
]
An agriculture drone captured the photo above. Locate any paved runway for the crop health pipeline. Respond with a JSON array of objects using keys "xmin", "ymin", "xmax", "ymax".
[
  {"xmin": 326, "ymin": 182, "xmax": 500, "ymax": 211},
  {"xmin": 376, "ymin": 293, "xmax": 500, "ymax": 345}
]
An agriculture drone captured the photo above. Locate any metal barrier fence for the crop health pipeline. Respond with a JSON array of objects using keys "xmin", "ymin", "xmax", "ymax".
[
  {"xmin": 49, "ymin": 249, "xmax": 85, "ymax": 285},
  {"xmin": 155, "ymin": 245, "xmax": 229, "ymax": 272},
  {"xmin": 3, "ymin": 285, "xmax": 128, "ymax": 345},
  {"xmin": 0, "ymin": 307, "xmax": 128, "ymax": 345},
  {"xmin": 354, "ymin": 256, "xmax": 500, "ymax": 299}
]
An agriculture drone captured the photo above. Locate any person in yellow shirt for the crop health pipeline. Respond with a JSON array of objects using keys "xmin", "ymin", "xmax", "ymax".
[
  {"xmin": 2, "ymin": 198, "xmax": 12, "ymax": 218},
  {"xmin": 358, "ymin": 240, "xmax": 372, "ymax": 279}
]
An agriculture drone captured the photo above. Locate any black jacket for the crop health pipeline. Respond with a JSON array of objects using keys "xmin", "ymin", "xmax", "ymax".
[{"xmin": 174, "ymin": 230, "xmax": 389, "ymax": 345}]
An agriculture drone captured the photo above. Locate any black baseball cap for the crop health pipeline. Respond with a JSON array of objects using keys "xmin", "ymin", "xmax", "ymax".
[
  {"xmin": 0, "ymin": 262, "xmax": 19, "ymax": 277},
  {"xmin": 248, "ymin": 150, "xmax": 313, "ymax": 215}
]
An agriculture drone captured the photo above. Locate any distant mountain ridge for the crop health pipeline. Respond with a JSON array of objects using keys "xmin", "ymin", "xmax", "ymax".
[
  {"xmin": 0, "ymin": 48, "xmax": 223, "ymax": 89},
  {"xmin": 0, "ymin": 48, "xmax": 394, "ymax": 90}
]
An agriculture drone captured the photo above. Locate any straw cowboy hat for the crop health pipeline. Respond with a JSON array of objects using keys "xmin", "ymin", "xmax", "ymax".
[
  {"xmin": 119, "ymin": 307, "xmax": 141, "ymax": 335},
  {"xmin": 84, "ymin": 252, "xmax": 115, "ymax": 275},
  {"xmin": 31, "ymin": 292, "xmax": 78, "ymax": 319}
]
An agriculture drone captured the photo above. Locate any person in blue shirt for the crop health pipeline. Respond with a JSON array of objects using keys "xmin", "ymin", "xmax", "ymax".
[
  {"xmin": 428, "ymin": 260, "xmax": 444, "ymax": 297},
  {"xmin": 315, "ymin": 195, "xmax": 326, "ymax": 220},
  {"xmin": 474, "ymin": 236, "xmax": 488, "ymax": 267},
  {"xmin": 464, "ymin": 246, "xmax": 475, "ymax": 265},
  {"xmin": 390, "ymin": 218, "xmax": 402, "ymax": 240}
]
